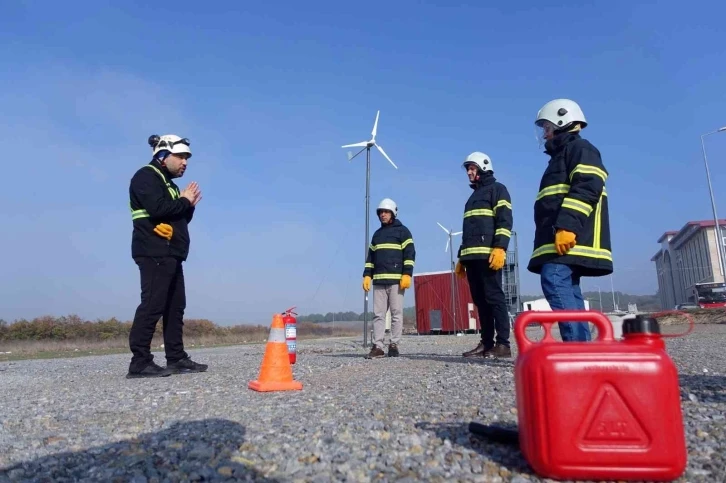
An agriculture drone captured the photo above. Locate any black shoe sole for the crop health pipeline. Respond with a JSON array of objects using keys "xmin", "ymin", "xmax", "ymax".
[
  {"xmin": 387, "ymin": 352, "xmax": 399, "ymax": 357},
  {"xmin": 167, "ymin": 367, "xmax": 208, "ymax": 374},
  {"xmin": 126, "ymin": 371, "xmax": 172, "ymax": 379}
]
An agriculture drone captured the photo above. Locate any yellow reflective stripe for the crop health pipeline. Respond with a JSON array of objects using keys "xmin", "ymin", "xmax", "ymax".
[
  {"xmin": 494, "ymin": 200, "xmax": 512, "ymax": 212},
  {"xmin": 536, "ymin": 184, "xmax": 570, "ymax": 200},
  {"xmin": 401, "ymin": 238, "xmax": 413, "ymax": 249},
  {"xmin": 495, "ymin": 228, "xmax": 511, "ymax": 238},
  {"xmin": 145, "ymin": 165, "xmax": 180, "ymax": 200},
  {"xmin": 561, "ymin": 197, "xmax": 593, "ymax": 216},
  {"xmin": 403, "ymin": 260, "xmax": 414, "ymax": 266},
  {"xmin": 594, "ymin": 191, "xmax": 603, "ymax": 249},
  {"xmin": 373, "ymin": 273, "xmax": 403, "ymax": 280},
  {"xmin": 131, "ymin": 209, "xmax": 149, "ymax": 220},
  {"xmin": 460, "ymin": 246, "xmax": 492, "ymax": 256},
  {"xmin": 570, "ymin": 164, "xmax": 608, "ymax": 183},
  {"xmin": 464, "ymin": 209, "xmax": 494, "ymax": 218},
  {"xmin": 531, "ymin": 244, "xmax": 612, "ymax": 261},
  {"xmin": 371, "ymin": 243, "xmax": 402, "ymax": 251},
  {"xmin": 364, "ymin": 263, "xmax": 374, "ymax": 269}
]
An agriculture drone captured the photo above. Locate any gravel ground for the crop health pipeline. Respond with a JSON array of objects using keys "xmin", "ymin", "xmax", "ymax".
[{"xmin": 0, "ymin": 324, "xmax": 724, "ymax": 483}]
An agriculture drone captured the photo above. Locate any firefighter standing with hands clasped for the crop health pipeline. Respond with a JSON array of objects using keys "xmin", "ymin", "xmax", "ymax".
[
  {"xmin": 362, "ymin": 198, "xmax": 416, "ymax": 359},
  {"xmin": 528, "ymin": 99, "xmax": 613, "ymax": 342},
  {"xmin": 126, "ymin": 134, "xmax": 208, "ymax": 378},
  {"xmin": 455, "ymin": 152, "xmax": 514, "ymax": 358}
]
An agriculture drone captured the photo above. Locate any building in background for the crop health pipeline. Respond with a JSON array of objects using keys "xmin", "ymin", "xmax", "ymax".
[
  {"xmin": 651, "ymin": 219, "xmax": 726, "ymax": 309},
  {"xmin": 413, "ymin": 233, "xmax": 521, "ymax": 334}
]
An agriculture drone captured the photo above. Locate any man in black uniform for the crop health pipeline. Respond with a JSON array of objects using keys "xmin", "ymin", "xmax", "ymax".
[
  {"xmin": 126, "ymin": 134, "xmax": 208, "ymax": 378},
  {"xmin": 362, "ymin": 198, "xmax": 416, "ymax": 359},
  {"xmin": 528, "ymin": 99, "xmax": 612, "ymax": 342},
  {"xmin": 455, "ymin": 152, "xmax": 514, "ymax": 358}
]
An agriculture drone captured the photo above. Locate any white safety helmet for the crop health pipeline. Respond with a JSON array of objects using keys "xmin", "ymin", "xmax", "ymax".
[
  {"xmin": 535, "ymin": 99, "xmax": 587, "ymax": 130},
  {"xmin": 148, "ymin": 134, "xmax": 192, "ymax": 159},
  {"xmin": 377, "ymin": 198, "xmax": 398, "ymax": 217},
  {"xmin": 462, "ymin": 152, "xmax": 493, "ymax": 174}
]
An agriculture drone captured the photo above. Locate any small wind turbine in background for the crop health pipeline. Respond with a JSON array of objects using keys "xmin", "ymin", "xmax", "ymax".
[
  {"xmin": 342, "ymin": 110, "xmax": 399, "ymax": 347},
  {"xmin": 438, "ymin": 222, "xmax": 463, "ymax": 335}
]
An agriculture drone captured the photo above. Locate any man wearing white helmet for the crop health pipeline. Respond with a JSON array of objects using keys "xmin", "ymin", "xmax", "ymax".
[
  {"xmin": 529, "ymin": 99, "xmax": 613, "ymax": 342},
  {"xmin": 362, "ymin": 198, "xmax": 416, "ymax": 358},
  {"xmin": 126, "ymin": 134, "xmax": 207, "ymax": 378},
  {"xmin": 454, "ymin": 152, "xmax": 514, "ymax": 358}
]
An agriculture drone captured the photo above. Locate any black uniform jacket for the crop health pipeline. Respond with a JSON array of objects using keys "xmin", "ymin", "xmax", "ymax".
[
  {"xmin": 527, "ymin": 132, "xmax": 613, "ymax": 277},
  {"xmin": 457, "ymin": 174, "xmax": 513, "ymax": 262},
  {"xmin": 129, "ymin": 160, "xmax": 195, "ymax": 261},
  {"xmin": 363, "ymin": 218, "xmax": 416, "ymax": 286}
]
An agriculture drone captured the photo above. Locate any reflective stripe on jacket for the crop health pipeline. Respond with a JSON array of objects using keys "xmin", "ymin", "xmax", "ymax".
[
  {"xmin": 527, "ymin": 132, "xmax": 613, "ymax": 277},
  {"xmin": 457, "ymin": 174, "xmax": 513, "ymax": 262},
  {"xmin": 363, "ymin": 218, "xmax": 416, "ymax": 285}
]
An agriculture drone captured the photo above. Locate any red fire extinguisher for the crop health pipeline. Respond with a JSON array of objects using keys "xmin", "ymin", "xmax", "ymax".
[{"xmin": 282, "ymin": 307, "xmax": 297, "ymax": 364}]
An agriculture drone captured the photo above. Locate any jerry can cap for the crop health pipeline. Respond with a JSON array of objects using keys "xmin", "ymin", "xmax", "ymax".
[{"xmin": 622, "ymin": 315, "xmax": 661, "ymax": 335}]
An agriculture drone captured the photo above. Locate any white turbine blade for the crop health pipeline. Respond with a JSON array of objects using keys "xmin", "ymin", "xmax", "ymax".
[
  {"xmin": 375, "ymin": 143, "xmax": 397, "ymax": 169},
  {"xmin": 371, "ymin": 110, "xmax": 380, "ymax": 140},
  {"xmin": 445, "ymin": 237, "xmax": 450, "ymax": 253},
  {"xmin": 437, "ymin": 222, "xmax": 450, "ymax": 235},
  {"xmin": 342, "ymin": 141, "xmax": 368, "ymax": 148},
  {"xmin": 452, "ymin": 231, "xmax": 462, "ymax": 236}
]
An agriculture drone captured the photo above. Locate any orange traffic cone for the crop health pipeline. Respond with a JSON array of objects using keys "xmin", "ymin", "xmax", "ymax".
[{"xmin": 248, "ymin": 313, "xmax": 303, "ymax": 392}]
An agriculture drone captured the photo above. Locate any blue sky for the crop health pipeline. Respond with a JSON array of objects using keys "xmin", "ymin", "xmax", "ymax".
[{"xmin": 1, "ymin": 1, "xmax": 726, "ymax": 325}]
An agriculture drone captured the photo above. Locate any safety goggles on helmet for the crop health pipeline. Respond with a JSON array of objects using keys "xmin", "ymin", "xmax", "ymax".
[{"xmin": 534, "ymin": 120, "xmax": 557, "ymax": 148}]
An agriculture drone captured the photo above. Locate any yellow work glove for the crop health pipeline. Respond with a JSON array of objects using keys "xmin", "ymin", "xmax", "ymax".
[
  {"xmin": 400, "ymin": 274, "xmax": 411, "ymax": 290},
  {"xmin": 488, "ymin": 247, "xmax": 506, "ymax": 271},
  {"xmin": 555, "ymin": 229, "xmax": 576, "ymax": 255},
  {"xmin": 362, "ymin": 276, "xmax": 371, "ymax": 292},
  {"xmin": 454, "ymin": 261, "xmax": 466, "ymax": 279},
  {"xmin": 153, "ymin": 223, "xmax": 173, "ymax": 241}
]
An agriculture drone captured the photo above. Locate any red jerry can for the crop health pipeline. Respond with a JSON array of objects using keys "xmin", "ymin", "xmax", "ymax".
[
  {"xmin": 514, "ymin": 310, "xmax": 688, "ymax": 482},
  {"xmin": 282, "ymin": 307, "xmax": 297, "ymax": 365}
]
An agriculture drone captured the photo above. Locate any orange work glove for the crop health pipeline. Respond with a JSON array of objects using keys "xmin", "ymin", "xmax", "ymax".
[
  {"xmin": 454, "ymin": 261, "xmax": 466, "ymax": 279},
  {"xmin": 488, "ymin": 247, "xmax": 506, "ymax": 270},
  {"xmin": 400, "ymin": 274, "xmax": 411, "ymax": 290},
  {"xmin": 362, "ymin": 276, "xmax": 371, "ymax": 292},
  {"xmin": 153, "ymin": 223, "xmax": 173, "ymax": 241},
  {"xmin": 555, "ymin": 229, "xmax": 576, "ymax": 255}
]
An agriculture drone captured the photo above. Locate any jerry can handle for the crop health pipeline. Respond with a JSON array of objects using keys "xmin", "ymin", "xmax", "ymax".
[{"xmin": 514, "ymin": 310, "xmax": 615, "ymax": 354}]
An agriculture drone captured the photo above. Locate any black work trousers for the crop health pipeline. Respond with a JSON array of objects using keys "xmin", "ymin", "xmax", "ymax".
[
  {"xmin": 129, "ymin": 256, "xmax": 189, "ymax": 371},
  {"xmin": 464, "ymin": 259, "xmax": 510, "ymax": 348}
]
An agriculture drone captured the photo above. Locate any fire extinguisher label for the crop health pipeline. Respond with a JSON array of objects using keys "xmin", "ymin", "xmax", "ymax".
[
  {"xmin": 287, "ymin": 341, "xmax": 296, "ymax": 351},
  {"xmin": 285, "ymin": 325, "xmax": 296, "ymax": 339}
]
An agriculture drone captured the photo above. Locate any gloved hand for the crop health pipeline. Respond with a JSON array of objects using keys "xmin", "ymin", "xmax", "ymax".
[
  {"xmin": 400, "ymin": 274, "xmax": 411, "ymax": 290},
  {"xmin": 555, "ymin": 229, "xmax": 576, "ymax": 255},
  {"xmin": 154, "ymin": 223, "xmax": 173, "ymax": 241},
  {"xmin": 488, "ymin": 247, "xmax": 506, "ymax": 270},
  {"xmin": 454, "ymin": 261, "xmax": 466, "ymax": 279},
  {"xmin": 362, "ymin": 276, "xmax": 371, "ymax": 292}
]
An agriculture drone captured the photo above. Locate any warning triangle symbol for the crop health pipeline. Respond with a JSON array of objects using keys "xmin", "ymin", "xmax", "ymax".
[{"xmin": 578, "ymin": 383, "xmax": 650, "ymax": 447}]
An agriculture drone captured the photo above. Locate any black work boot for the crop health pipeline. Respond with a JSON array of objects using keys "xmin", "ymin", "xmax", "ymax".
[
  {"xmin": 365, "ymin": 346, "xmax": 386, "ymax": 359},
  {"xmin": 126, "ymin": 361, "xmax": 172, "ymax": 379},
  {"xmin": 166, "ymin": 357, "xmax": 208, "ymax": 374},
  {"xmin": 463, "ymin": 341, "xmax": 487, "ymax": 358},
  {"xmin": 484, "ymin": 344, "xmax": 512, "ymax": 359},
  {"xmin": 387, "ymin": 343, "xmax": 400, "ymax": 357}
]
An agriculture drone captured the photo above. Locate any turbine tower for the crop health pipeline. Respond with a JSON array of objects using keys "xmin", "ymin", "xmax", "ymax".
[
  {"xmin": 438, "ymin": 222, "xmax": 463, "ymax": 334},
  {"xmin": 342, "ymin": 110, "xmax": 398, "ymax": 347}
]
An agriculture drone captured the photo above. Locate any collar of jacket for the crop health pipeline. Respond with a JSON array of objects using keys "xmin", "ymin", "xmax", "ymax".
[
  {"xmin": 149, "ymin": 159, "xmax": 173, "ymax": 180},
  {"xmin": 470, "ymin": 172, "xmax": 496, "ymax": 190},
  {"xmin": 544, "ymin": 132, "xmax": 581, "ymax": 155},
  {"xmin": 380, "ymin": 218, "xmax": 402, "ymax": 228}
]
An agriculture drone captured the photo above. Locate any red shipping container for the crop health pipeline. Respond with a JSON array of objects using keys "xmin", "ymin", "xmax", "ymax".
[{"xmin": 413, "ymin": 270, "xmax": 480, "ymax": 334}]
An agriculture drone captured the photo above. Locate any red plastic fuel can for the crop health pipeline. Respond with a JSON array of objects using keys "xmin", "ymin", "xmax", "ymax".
[{"xmin": 514, "ymin": 310, "xmax": 687, "ymax": 482}]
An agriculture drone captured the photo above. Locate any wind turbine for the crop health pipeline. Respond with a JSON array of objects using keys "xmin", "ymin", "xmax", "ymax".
[
  {"xmin": 438, "ymin": 222, "xmax": 463, "ymax": 335},
  {"xmin": 342, "ymin": 110, "xmax": 399, "ymax": 347}
]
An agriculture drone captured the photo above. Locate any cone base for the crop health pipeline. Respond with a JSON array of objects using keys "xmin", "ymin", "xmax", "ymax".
[{"xmin": 248, "ymin": 380, "xmax": 303, "ymax": 392}]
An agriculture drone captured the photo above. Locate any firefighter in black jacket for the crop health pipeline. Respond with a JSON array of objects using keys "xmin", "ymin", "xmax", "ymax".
[
  {"xmin": 455, "ymin": 152, "xmax": 514, "ymax": 358},
  {"xmin": 362, "ymin": 198, "xmax": 416, "ymax": 359},
  {"xmin": 529, "ymin": 99, "xmax": 613, "ymax": 342},
  {"xmin": 126, "ymin": 134, "xmax": 207, "ymax": 378}
]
